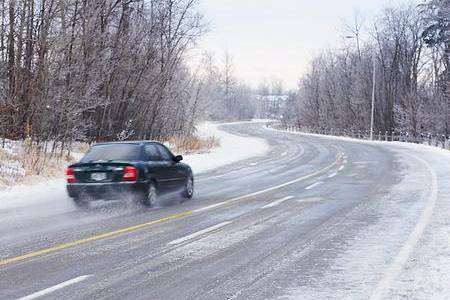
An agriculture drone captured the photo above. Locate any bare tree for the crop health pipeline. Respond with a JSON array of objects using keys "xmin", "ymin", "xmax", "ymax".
[
  {"xmin": 0, "ymin": 0, "xmax": 216, "ymax": 151},
  {"xmin": 285, "ymin": 2, "xmax": 447, "ymax": 138}
]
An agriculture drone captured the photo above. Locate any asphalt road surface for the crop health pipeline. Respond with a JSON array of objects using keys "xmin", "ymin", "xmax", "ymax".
[{"xmin": 0, "ymin": 122, "xmax": 447, "ymax": 299}]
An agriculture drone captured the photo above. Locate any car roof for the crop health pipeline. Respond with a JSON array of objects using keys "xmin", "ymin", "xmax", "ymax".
[{"xmin": 93, "ymin": 140, "xmax": 166, "ymax": 147}]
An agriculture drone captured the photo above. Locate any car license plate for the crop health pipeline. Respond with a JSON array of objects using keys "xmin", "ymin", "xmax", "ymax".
[{"xmin": 91, "ymin": 172, "xmax": 107, "ymax": 181}]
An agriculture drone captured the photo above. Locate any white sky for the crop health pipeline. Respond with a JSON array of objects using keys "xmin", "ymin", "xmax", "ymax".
[{"xmin": 194, "ymin": 0, "xmax": 408, "ymax": 90}]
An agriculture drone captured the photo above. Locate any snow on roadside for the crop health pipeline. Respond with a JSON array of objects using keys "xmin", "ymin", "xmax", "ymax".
[
  {"xmin": 0, "ymin": 122, "xmax": 269, "ymax": 206},
  {"xmin": 387, "ymin": 143, "xmax": 450, "ymax": 299},
  {"xmin": 0, "ymin": 140, "xmax": 26, "ymax": 186},
  {"xmin": 183, "ymin": 122, "xmax": 268, "ymax": 174}
]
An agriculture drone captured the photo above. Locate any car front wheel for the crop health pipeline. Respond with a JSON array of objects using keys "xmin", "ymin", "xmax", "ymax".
[{"xmin": 182, "ymin": 176, "xmax": 194, "ymax": 201}]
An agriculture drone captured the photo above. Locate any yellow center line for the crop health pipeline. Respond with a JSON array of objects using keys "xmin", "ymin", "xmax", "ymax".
[
  {"xmin": 0, "ymin": 211, "xmax": 193, "ymax": 267},
  {"xmin": 0, "ymin": 152, "xmax": 343, "ymax": 268}
]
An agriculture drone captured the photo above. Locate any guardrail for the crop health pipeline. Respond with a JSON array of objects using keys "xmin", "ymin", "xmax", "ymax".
[{"xmin": 268, "ymin": 122, "xmax": 450, "ymax": 150}]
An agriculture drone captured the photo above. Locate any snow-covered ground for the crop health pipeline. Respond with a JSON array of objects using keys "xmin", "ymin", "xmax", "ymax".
[
  {"xmin": 184, "ymin": 122, "xmax": 268, "ymax": 174},
  {"xmin": 0, "ymin": 122, "xmax": 268, "ymax": 206},
  {"xmin": 0, "ymin": 140, "xmax": 27, "ymax": 186}
]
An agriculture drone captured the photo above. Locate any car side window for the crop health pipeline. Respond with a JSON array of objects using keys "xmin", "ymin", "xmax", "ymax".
[
  {"xmin": 144, "ymin": 144, "xmax": 162, "ymax": 161},
  {"xmin": 156, "ymin": 145, "xmax": 173, "ymax": 161}
]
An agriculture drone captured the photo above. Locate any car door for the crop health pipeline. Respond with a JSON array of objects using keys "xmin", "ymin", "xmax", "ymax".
[
  {"xmin": 155, "ymin": 144, "xmax": 185, "ymax": 190},
  {"xmin": 143, "ymin": 144, "xmax": 173, "ymax": 192}
]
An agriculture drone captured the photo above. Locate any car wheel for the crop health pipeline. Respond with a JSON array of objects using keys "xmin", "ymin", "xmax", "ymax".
[
  {"xmin": 182, "ymin": 175, "xmax": 194, "ymax": 201},
  {"xmin": 141, "ymin": 182, "xmax": 157, "ymax": 207}
]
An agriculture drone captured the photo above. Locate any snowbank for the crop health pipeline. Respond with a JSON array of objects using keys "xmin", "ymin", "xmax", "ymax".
[
  {"xmin": 0, "ymin": 140, "xmax": 26, "ymax": 186},
  {"xmin": 182, "ymin": 122, "xmax": 268, "ymax": 174}
]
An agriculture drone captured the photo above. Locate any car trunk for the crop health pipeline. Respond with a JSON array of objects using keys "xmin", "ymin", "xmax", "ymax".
[{"xmin": 72, "ymin": 162, "xmax": 133, "ymax": 183}]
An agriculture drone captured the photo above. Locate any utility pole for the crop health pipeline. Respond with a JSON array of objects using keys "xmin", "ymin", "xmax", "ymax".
[
  {"xmin": 370, "ymin": 53, "xmax": 376, "ymax": 140},
  {"xmin": 346, "ymin": 35, "xmax": 377, "ymax": 140}
]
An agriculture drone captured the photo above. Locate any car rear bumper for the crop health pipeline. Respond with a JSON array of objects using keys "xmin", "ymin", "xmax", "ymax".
[{"xmin": 66, "ymin": 181, "xmax": 148, "ymax": 200}]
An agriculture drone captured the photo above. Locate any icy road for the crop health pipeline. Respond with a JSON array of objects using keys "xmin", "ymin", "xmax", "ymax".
[{"xmin": 0, "ymin": 122, "xmax": 449, "ymax": 299}]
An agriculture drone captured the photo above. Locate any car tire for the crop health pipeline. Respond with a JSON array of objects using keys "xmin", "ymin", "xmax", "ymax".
[
  {"xmin": 140, "ymin": 182, "xmax": 157, "ymax": 207},
  {"xmin": 181, "ymin": 175, "xmax": 194, "ymax": 201}
]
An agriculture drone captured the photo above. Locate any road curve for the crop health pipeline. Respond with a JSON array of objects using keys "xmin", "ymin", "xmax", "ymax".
[{"xmin": 0, "ymin": 122, "xmax": 447, "ymax": 299}]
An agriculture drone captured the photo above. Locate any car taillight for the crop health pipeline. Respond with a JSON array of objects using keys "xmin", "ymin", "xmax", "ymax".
[
  {"xmin": 123, "ymin": 166, "xmax": 138, "ymax": 182},
  {"xmin": 66, "ymin": 167, "xmax": 77, "ymax": 183}
]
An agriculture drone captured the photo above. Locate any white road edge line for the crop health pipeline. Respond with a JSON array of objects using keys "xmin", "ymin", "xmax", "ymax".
[
  {"xmin": 297, "ymin": 197, "xmax": 322, "ymax": 203},
  {"xmin": 328, "ymin": 172, "xmax": 338, "ymax": 178},
  {"xmin": 168, "ymin": 221, "xmax": 232, "ymax": 246},
  {"xmin": 19, "ymin": 275, "xmax": 93, "ymax": 300},
  {"xmin": 370, "ymin": 154, "xmax": 438, "ymax": 300},
  {"xmin": 305, "ymin": 182, "xmax": 323, "ymax": 190},
  {"xmin": 193, "ymin": 202, "xmax": 227, "ymax": 213},
  {"xmin": 262, "ymin": 196, "xmax": 294, "ymax": 209}
]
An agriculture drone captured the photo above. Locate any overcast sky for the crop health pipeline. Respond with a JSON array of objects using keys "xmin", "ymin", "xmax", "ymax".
[{"xmin": 194, "ymin": 0, "xmax": 408, "ymax": 90}]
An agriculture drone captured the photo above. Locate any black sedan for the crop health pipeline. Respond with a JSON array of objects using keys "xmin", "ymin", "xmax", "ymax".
[{"xmin": 66, "ymin": 141, "xmax": 194, "ymax": 207}]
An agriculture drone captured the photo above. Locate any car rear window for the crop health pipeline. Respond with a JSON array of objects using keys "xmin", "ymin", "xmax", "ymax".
[{"xmin": 81, "ymin": 144, "xmax": 142, "ymax": 162}]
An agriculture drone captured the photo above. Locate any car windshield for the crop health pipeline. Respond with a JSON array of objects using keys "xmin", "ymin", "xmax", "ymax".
[{"xmin": 81, "ymin": 144, "xmax": 141, "ymax": 162}]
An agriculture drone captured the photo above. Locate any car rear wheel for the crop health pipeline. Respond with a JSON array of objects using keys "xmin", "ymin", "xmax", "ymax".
[
  {"xmin": 140, "ymin": 182, "xmax": 157, "ymax": 207},
  {"xmin": 182, "ymin": 176, "xmax": 194, "ymax": 201}
]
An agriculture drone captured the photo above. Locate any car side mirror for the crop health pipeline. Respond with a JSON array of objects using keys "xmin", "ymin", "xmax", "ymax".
[{"xmin": 174, "ymin": 155, "xmax": 183, "ymax": 163}]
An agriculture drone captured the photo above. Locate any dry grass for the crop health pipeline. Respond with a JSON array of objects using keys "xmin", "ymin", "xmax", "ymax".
[
  {"xmin": 0, "ymin": 147, "xmax": 6, "ymax": 160},
  {"xmin": 165, "ymin": 135, "xmax": 220, "ymax": 154},
  {"xmin": 0, "ymin": 140, "xmax": 89, "ymax": 188},
  {"xmin": 0, "ymin": 147, "xmax": 10, "ymax": 186},
  {"xmin": 20, "ymin": 145, "xmax": 65, "ymax": 177},
  {"xmin": 72, "ymin": 142, "xmax": 91, "ymax": 155}
]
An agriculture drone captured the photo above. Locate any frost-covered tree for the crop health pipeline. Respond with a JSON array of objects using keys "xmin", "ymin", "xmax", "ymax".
[
  {"xmin": 0, "ymin": 0, "xmax": 210, "ymax": 148},
  {"xmin": 285, "ymin": 2, "xmax": 448, "ymax": 137}
]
